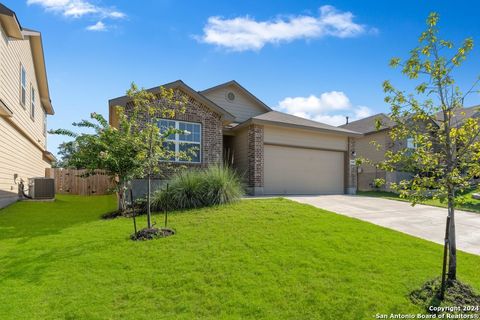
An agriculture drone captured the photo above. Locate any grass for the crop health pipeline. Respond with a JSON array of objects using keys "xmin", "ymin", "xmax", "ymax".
[
  {"xmin": 358, "ymin": 189, "xmax": 480, "ymax": 213},
  {"xmin": 0, "ymin": 195, "xmax": 479, "ymax": 319}
]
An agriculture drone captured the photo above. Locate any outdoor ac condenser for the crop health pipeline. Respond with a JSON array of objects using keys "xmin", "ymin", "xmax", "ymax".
[{"xmin": 29, "ymin": 178, "xmax": 55, "ymax": 200}]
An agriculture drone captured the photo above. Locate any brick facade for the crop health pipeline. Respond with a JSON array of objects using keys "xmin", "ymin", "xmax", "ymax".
[
  {"xmin": 125, "ymin": 89, "xmax": 224, "ymax": 178},
  {"xmin": 172, "ymin": 92, "xmax": 224, "ymax": 166},
  {"xmin": 247, "ymin": 124, "xmax": 264, "ymax": 194}
]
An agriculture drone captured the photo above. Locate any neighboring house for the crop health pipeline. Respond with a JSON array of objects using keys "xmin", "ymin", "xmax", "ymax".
[
  {"xmin": 0, "ymin": 4, "xmax": 54, "ymax": 208},
  {"xmin": 339, "ymin": 113, "xmax": 401, "ymax": 191},
  {"xmin": 340, "ymin": 106, "xmax": 480, "ymax": 191},
  {"xmin": 109, "ymin": 80, "xmax": 362, "ymax": 195}
]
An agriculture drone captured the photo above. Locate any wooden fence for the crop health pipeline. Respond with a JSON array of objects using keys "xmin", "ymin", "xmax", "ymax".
[{"xmin": 45, "ymin": 168, "xmax": 115, "ymax": 196}]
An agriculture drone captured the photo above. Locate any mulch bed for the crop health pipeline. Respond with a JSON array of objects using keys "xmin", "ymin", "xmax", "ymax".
[
  {"xmin": 410, "ymin": 277, "xmax": 480, "ymax": 314},
  {"xmin": 130, "ymin": 227, "xmax": 175, "ymax": 241},
  {"xmin": 102, "ymin": 209, "xmax": 145, "ymax": 219}
]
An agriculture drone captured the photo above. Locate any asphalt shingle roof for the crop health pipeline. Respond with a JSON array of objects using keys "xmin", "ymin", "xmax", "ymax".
[
  {"xmin": 339, "ymin": 113, "xmax": 394, "ymax": 134},
  {"xmin": 252, "ymin": 111, "xmax": 362, "ymax": 136},
  {"xmin": 339, "ymin": 106, "xmax": 480, "ymax": 134},
  {"xmin": 434, "ymin": 105, "xmax": 480, "ymax": 127}
]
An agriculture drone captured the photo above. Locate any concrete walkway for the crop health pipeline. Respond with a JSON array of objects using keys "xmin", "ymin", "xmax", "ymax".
[{"xmin": 287, "ymin": 195, "xmax": 480, "ymax": 256}]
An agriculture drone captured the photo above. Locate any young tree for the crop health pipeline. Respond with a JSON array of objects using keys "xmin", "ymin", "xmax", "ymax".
[
  {"xmin": 51, "ymin": 83, "xmax": 188, "ymax": 217},
  {"xmin": 379, "ymin": 12, "xmax": 480, "ymax": 293},
  {"xmin": 123, "ymin": 84, "xmax": 187, "ymax": 228}
]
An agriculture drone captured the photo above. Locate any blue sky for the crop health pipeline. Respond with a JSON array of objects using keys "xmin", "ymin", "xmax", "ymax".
[{"xmin": 4, "ymin": 0, "xmax": 480, "ymax": 155}]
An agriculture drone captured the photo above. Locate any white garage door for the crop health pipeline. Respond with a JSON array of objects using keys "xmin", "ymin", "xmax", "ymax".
[{"xmin": 264, "ymin": 144, "xmax": 344, "ymax": 195}]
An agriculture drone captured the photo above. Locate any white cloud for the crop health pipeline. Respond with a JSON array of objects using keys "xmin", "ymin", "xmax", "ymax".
[
  {"xmin": 354, "ymin": 105, "xmax": 372, "ymax": 119},
  {"xmin": 198, "ymin": 5, "xmax": 371, "ymax": 51},
  {"xmin": 86, "ymin": 21, "xmax": 106, "ymax": 31},
  {"xmin": 27, "ymin": 0, "xmax": 125, "ymax": 19},
  {"xmin": 278, "ymin": 91, "xmax": 351, "ymax": 114},
  {"xmin": 276, "ymin": 91, "xmax": 373, "ymax": 126}
]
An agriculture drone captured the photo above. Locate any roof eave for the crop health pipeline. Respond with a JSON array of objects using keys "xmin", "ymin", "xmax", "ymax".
[
  {"xmin": 43, "ymin": 150, "xmax": 56, "ymax": 162},
  {"xmin": 0, "ymin": 4, "xmax": 23, "ymax": 39},
  {"xmin": 232, "ymin": 118, "xmax": 363, "ymax": 137},
  {"xmin": 26, "ymin": 32, "xmax": 54, "ymax": 115}
]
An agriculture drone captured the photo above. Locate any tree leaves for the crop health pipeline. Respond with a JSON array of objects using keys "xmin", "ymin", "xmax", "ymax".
[
  {"xmin": 377, "ymin": 12, "xmax": 480, "ymax": 207},
  {"xmin": 49, "ymin": 82, "xmax": 189, "ymax": 193}
]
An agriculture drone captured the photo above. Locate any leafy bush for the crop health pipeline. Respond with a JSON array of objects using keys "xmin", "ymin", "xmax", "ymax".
[{"xmin": 151, "ymin": 166, "xmax": 244, "ymax": 211}]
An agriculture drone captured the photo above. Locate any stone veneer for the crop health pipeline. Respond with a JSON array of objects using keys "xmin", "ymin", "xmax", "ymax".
[{"xmin": 247, "ymin": 124, "xmax": 264, "ymax": 195}]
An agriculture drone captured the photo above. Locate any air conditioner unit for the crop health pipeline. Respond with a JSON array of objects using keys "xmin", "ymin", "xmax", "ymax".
[{"xmin": 29, "ymin": 177, "xmax": 55, "ymax": 199}]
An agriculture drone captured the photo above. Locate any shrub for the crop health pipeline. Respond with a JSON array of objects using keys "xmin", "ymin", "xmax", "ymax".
[{"xmin": 151, "ymin": 166, "xmax": 244, "ymax": 211}]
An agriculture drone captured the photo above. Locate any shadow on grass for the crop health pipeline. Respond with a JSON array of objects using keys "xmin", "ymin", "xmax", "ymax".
[
  {"xmin": 0, "ymin": 243, "xmax": 93, "ymax": 285},
  {"xmin": 0, "ymin": 195, "xmax": 116, "ymax": 240},
  {"xmin": 358, "ymin": 190, "xmax": 480, "ymax": 213}
]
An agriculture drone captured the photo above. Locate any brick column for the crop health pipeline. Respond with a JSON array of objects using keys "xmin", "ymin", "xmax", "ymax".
[
  {"xmin": 346, "ymin": 137, "xmax": 357, "ymax": 194},
  {"xmin": 248, "ymin": 124, "xmax": 264, "ymax": 195}
]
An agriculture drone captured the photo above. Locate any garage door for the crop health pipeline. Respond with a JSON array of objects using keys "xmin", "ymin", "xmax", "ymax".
[{"xmin": 264, "ymin": 144, "xmax": 344, "ymax": 195}]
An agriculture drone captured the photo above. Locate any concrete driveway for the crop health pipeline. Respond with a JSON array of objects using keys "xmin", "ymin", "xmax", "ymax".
[{"xmin": 287, "ymin": 195, "xmax": 480, "ymax": 256}]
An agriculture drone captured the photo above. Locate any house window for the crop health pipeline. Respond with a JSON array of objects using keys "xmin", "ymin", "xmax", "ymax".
[
  {"xmin": 158, "ymin": 119, "xmax": 201, "ymax": 163},
  {"xmin": 406, "ymin": 137, "xmax": 415, "ymax": 149},
  {"xmin": 30, "ymin": 85, "xmax": 35, "ymax": 119},
  {"xmin": 20, "ymin": 65, "xmax": 26, "ymax": 106}
]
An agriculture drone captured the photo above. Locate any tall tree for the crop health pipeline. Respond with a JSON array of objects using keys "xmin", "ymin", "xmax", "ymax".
[{"xmin": 379, "ymin": 13, "xmax": 480, "ymax": 293}]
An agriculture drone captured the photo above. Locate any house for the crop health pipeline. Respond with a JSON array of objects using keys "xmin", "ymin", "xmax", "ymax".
[
  {"xmin": 339, "ymin": 113, "xmax": 401, "ymax": 191},
  {"xmin": 109, "ymin": 80, "xmax": 362, "ymax": 195},
  {"xmin": 0, "ymin": 3, "xmax": 54, "ymax": 208},
  {"xmin": 340, "ymin": 106, "xmax": 480, "ymax": 191}
]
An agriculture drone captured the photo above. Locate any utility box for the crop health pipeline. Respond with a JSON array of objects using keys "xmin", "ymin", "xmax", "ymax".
[{"xmin": 29, "ymin": 178, "xmax": 55, "ymax": 199}]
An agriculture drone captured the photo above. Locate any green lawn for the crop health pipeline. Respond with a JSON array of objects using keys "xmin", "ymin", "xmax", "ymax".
[
  {"xmin": 0, "ymin": 195, "xmax": 479, "ymax": 319},
  {"xmin": 358, "ymin": 189, "xmax": 480, "ymax": 213}
]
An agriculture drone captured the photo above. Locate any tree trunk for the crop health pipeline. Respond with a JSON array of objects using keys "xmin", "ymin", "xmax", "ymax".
[
  {"xmin": 447, "ymin": 195, "xmax": 457, "ymax": 280},
  {"xmin": 146, "ymin": 114, "xmax": 153, "ymax": 229},
  {"xmin": 117, "ymin": 182, "xmax": 127, "ymax": 212},
  {"xmin": 440, "ymin": 215, "xmax": 450, "ymax": 299},
  {"xmin": 147, "ymin": 173, "xmax": 152, "ymax": 228}
]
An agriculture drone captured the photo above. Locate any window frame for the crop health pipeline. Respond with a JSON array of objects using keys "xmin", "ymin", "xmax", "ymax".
[
  {"xmin": 20, "ymin": 64, "xmax": 26, "ymax": 107},
  {"xmin": 159, "ymin": 119, "xmax": 202, "ymax": 163},
  {"xmin": 30, "ymin": 84, "xmax": 35, "ymax": 120}
]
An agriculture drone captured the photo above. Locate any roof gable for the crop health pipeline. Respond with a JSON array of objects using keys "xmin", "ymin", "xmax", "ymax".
[
  {"xmin": 200, "ymin": 80, "xmax": 271, "ymax": 112},
  {"xmin": 0, "ymin": 3, "xmax": 22, "ymax": 39},
  {"xmin": 200, "ymin": 81, "xmax": 271, "ymax": 122},
  {"xmin": 108, "ymin": 80, "xmax": 235, "ymax": 126}
]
